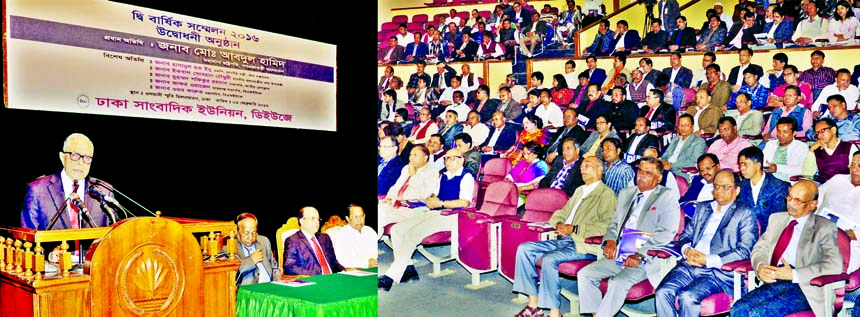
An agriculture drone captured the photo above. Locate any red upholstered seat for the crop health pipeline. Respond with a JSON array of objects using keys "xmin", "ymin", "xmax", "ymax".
[
  {"xmin": 498, "ymin": 188, "xmax": 567, "ymax": 281},
  {"xmin": 698, "ymin": 292, "xmax": 732, "ymax": 316},
  {"xmin": 392, "ymin": 15, "xmax": 408, "ymax": 24}
]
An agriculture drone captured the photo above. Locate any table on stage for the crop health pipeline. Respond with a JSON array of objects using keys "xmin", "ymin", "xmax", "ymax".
[{"xmin": 235, "ymin": 268, "xmax": 378, "ymax": 317}]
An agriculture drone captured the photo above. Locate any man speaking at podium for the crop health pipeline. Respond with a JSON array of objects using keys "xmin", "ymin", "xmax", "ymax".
[{"xmin": 20, "ymin": 133, "xmax": 114, "ymax": 230}]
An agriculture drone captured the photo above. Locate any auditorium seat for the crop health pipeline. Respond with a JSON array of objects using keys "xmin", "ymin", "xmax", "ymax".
[
  {"xmin": 276, "ymin": 217, "xmax": 300, "ymax": 271},
  {"xmin": 476, "ymin": 158, "xmax": 513, "ymax": 209},
  {"xmin": 478, "ymin": 10, "xmax": 491, "ymax": 20},
  {"xmin": 381, "ymin": 21, "xmax": 398, "ymax": 32},
  {"xmin": 392, "ymin": 15, "xmax": 409, "ymax": 24},
  {"xmin": 498, "ymin": 188, "xmax": 568, "ymax": 282},
  {"xmin": 412, "ymin": 14, "xmax": 428, "ymax": 26},
  {"xmin": 407, "ymin": 22, "xmax": 424, "ymax": 33}
]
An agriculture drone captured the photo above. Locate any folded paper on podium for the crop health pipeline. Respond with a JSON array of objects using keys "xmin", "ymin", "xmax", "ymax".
[{"xmin": 0, "ymin": 215, "xmax": 242, "ymax": 317}]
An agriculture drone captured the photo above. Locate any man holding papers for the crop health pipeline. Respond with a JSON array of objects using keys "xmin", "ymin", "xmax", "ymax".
[
  {"xmin": 655, "ymin": 169, "xmax": 758, "ymax": 317},
  {"xmin": 512, "ymin": 155, "xmax": 617, "ymax": 317},
  {"xmin": 578, "ymin": 157, "xmax": 680, "ymax": 317}
]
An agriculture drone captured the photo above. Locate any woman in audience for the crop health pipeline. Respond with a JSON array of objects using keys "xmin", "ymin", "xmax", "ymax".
[
  {"xmin": 551, "ymin": 74, "xmax": 572, "ymax": 108},
  {"xmin": 504, "ymin": 114, "xmax": 550, "ymax": 165},
  {"xmin": 504, "ymin": 141, "xmax": 549, "ymax": 205},
  {"xmin": 828, "ymin": 1, "xmax": 860, "ymax": 44},
  {"xmin": 579, "ymin": 114, "xmax": 619, "ymax": 158}
]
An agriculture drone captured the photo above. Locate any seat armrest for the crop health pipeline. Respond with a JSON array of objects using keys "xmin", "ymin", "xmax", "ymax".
[
  {"xmin": 721, "ymin": 260, "xmax": 753, "ymax": 273},
  {"xmin": 847, "ymin": 268, "xmax": 860, "ymax": 290},
  {"xmin": 527, "ymin": 225, "xmax": 556, "ymax": 233},
  {"xmin": 584, "ymin": 236, "xmax": 604, "ymax": 244},
  {"xmin": 809, "ymin": 273, "xmax": 848, "ymax": 287},
  {"xmin": 681, "ymin": 167, "xmax": 699, "ymax": 174},
  {"xmin": 647, "ymin": 243, "xmax": 680, "ymax": 258},
  {"xmin": 441, "ymin": 207, "xmax": 474, "ymax": 216}
]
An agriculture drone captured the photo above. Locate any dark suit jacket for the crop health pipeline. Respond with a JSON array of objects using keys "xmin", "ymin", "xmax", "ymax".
[
  {"xmin": 283, "ymin": 230, "xmax": 344, "ymax": 276},
  {"xmin": 480, "ymin": 124, "xmax": 518, "ymax": 151},
  {"xmin": 661, "ymin": 66, "xmax": 694, "ymax": 89},
  {"xmin": 430, "ymin": 65, "xmax": 457, "ymax": 90},
  {"xmin": 453, "ymin": 40, "xmax": 479, "ymax": 61},
  {"xmin": 378, "ymin": 45, "xmax": 405, "ymax": 63},
  {"xmin": 727, "ymin": 64, "xmax": 764, "ymax": 87},
  {"xmin": 666, "ymin": 27, "xmax": 697, "ymax": 48},
  {"xmin": 538, "ymin": 158, "xmax": 584, "ymax": 196},
  {"xmin": 229, "ymin": 235, "xmax": 276, "ymax": 286},
  {"xmin": 608, "ymin": 100, "xmax": 640, "ymax": 132},
  {"xmin": 21, "ymin": 172, "xmax": 111, "ymax": 230},
  {"xmin": 674, "ymin": 200, "xmax": 758, "ymax": 293},
  {"xmin": 473, "ymin": 99, "xmax": 499, "ymax": 123},
  {"xmin": 720, "ymin": 22, "xmax": 762, "ymax": 48},
  {"xmin": 378, "ymin": 156, "xmax": 407, "ymax": 195},
  {"xmin": 575, "ymin": 99, "xmax": 612, "ymax": 130},
  {"xmin": 641, "ymin": 30, "xmax": 668, "ymax": 50},
  {"xmin": 640, "ymin": 102, "xmax": 677, "ymax": 133},
  {"xmin": 679, "ymin": 175, "xmax": 706, "ymax": 203},
  {"xmin": 402, "ymin": 42, "xmax": 429, "ymax": 61},
  {"xmin": 546, "ymin": 124, "xmax": 587, "ymax": 155},
  {"xmin": 762, "ymin": 21, "xmax": 794, "ymax": 42},
  {"xmin": 397, "ymin": 141, "xmax": 415, "ymax": 165},
  {"xmin": 622, "ymin": 133, "xmax": 661, "ymax": 157},
  {"xmin": 608, "ymin": 30, "xmax": 641, "ymax": 51},
  {"xmin": 587, "ymin": 68, "xmax": 608, "ymax": 86},
  {"xmin": 737, "ymin": 172, "xmax": 789, "ymax": 232}
]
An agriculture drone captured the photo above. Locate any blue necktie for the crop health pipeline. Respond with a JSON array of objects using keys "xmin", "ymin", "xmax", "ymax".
[{"xmin": 675, "ymin": 30, "xmax": 681, "ymax": 46}]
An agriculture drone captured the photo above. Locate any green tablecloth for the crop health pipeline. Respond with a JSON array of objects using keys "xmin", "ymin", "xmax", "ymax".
[{"xmin": 236, "ymin": 268, "xmax": 378, "ymax": 317}]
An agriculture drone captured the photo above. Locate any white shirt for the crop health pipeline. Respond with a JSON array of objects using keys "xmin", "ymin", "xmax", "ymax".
[
  {"xmin": 331, "ymin": 225, "xmax": 378, "ymax": 269},
  {"xmin": 395, "ymin": 32, "xmax": 413, "ymax": 46},
  {"xmin": 439, "ymin": 86, "xmax": 469, "ymax": 104},
  {"xmin": 813, "ymin": 84, "xmax": 860, "ymax": 115},
  {"xmin": 444, "ymin": 17, "xmax": 462, "ymax": 27},
  {"xmin": 684, "ymin": 201, "xmax": 730, "ymax": 268},
  {"xmin": 729, "ymin": 25, "xmax": 746, "ymax": 49},
  {"xmin": 463, "ymin": 122, "xmax": 490, "ymax": 146},
  {"xmin": 750, "ymin": 175, "xmax": 764, "ymax": 204},
  {"xmin": 625, "ymin": 188, "xmax": 655, "ymax": 230},
  {"xmin": 734, "ymin": 63, "xmax": 749, "ymax": 86},
  {"xmin": 60, "ymin": 169, "xmax": 86, "ymax": 228},
  {"xmin": 697, "ymin": 182, "xmax": 714, "ymax": 202},
  {"xmin": 817, "ymin": 174, "xmax": 860, "ymax": 272},
  {"xmin": 793, "ymin": 16, "xmax": 830, "ymax": 41},
  {"xmin": 486, "ymin": 125, "xmax": 504, "ymax": 149},
  {"xmin": 614, "ymin": 32, "xmax": 627, "ymax": 50},
  {"xmin": 762, "ymin": 139, "xmax": 810, "ymax": 182},
  {"xmin": 720, "ymin": 14, "xmax": 733, "ymax": 29},
  {"xmin": 564, "ymin": 181, "xmax": 602, "ymax": 224},
  {"xmin": 445, "ymin": 103, "xmax": 471, "ymax": 121},
  {"xmin": 565, "ymin": 72, "xmax": 579, "ymax": 89},
  {"xmin": 535, "ymin": 102, "xmax": 564, "ymax": 132},
  {"xmin": 670, "ymin": 67, "xmax": 681, "ymax": 88},
  {"xmin": 781, "ymin": 214, "xmax": 811, "ymax": 271},
  {"xmin": 692, "ymin": 106, "xmax": 707, "ymax": 132},
  {"xmin": 627, "ymin": 134, "xmax": 646, "ymax": 155}
]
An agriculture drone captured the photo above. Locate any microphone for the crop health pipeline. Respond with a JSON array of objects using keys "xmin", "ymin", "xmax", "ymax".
[
  {"xmin": 89, "ymin": 185, "xmax": 118, "ymax": 225},
  {"xmin": 69, "ymin": 192, "xmax": 96, "ymax": 228},
  {"xmin": 88, "ymin": 178, "xmax": 157, "ymax": 217}
]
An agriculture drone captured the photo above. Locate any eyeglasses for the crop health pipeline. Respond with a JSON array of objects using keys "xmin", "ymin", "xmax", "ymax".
[
  {"xmin": 444, "ymin": 155, "xmax": 463, "ymax": 160},
  {"xmin": 815, "ymin": 127, "xmax": 833, "ymax": 135},
  {"xmin": 63, "ymin": 151, "xmax": 93, "ymax": 164},
  {"xmin": 713, "ymin": 184, "xmax": 736, "ymax": 191},
  {"xmin": 785, "ymin": 194, "xmax": 814, "ymax": 205}
]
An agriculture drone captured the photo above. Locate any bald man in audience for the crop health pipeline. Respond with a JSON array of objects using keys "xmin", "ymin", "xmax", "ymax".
[
  {"xmin": 332, "ymin": 205, "xmax": 378, "ymax": 269},
  {"xmin": 232, "ymin": 213, "xmax": 278, "ymax": 285},
  {"xmin": 283, "ymin": 207, "xmax": 344, "ymax": 276}
]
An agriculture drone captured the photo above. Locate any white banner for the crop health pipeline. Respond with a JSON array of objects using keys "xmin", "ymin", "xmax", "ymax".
[{"xmin": 4, "ymin": 0, "xmax": 337, "ymax": 131}]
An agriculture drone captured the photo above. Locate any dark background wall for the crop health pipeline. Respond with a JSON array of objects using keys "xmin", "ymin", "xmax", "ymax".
[{"xmin": 0, "ymin": 1, "xmax": 377, "ymax": 245}]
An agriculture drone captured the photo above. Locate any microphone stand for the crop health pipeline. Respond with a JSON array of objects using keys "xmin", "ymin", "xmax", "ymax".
[
  {"xmin": 91, "ymin": 180, "xmax": 157, "ymax": 217},
  {"xmin": 46, "ymin": 196, "xmax": 74, "ymax": 230}
]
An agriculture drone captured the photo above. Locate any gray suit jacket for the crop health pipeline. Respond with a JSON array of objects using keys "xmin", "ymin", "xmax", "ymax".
[
  {"xmin": 661, "ymin": 134, "xmax": 706, "ymax": 181},
  {"xmin": 751, "ymin": 212, "xmax": 843, "ymax": 317},
  {"xmin": 229, "ymin": 235, "xmax": 276, "ymax": 286},
  {"xmin": 603, "ymin": 185, "xmax": 681, "ymax": 286},
  {"xmin": 676, "ymin": 200, "xmax": 758, "ymax": 292},
  {"xmin": 547, "ymin": 182, "xmax": 618, "ymax": 256}
]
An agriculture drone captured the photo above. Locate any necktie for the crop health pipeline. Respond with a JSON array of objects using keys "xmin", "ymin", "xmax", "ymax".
[
  {"xmin": 675, "ymin": 30, "xmax": 682, "ymax": 46},
  {"xmin": 310, "ymin": 236, "xmax": 332, "ymax": 274},
  {"xmin": 70, "ymin": 180, "xmax": 80, "ymax": 229},
  {"xmin": 548, "ymin": 128, "xmax": 568, "ymax": 152},
  {"xmin": 394, "ymin": 176, "xmax": 412, "ymax": 207},
  {"xmin": 244, "ymin": 245, "xmax": 271, "ymax": 282},
  {"xmin": 646, "ymin": 107, "xmax": 656, "ymax": 119},
  {"xmin": 770, "ymin": 220, "xmax": 798, "ymax": 266},
  {"xmin": 617, "ymin": 192, "xmax": 645, "ymax": 240}
]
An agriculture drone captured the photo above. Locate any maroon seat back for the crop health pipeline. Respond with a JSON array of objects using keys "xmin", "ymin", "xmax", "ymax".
[
  {"xmin": 392, "ymin": 15, "xmax": 409, "ymax": 24},
  {"xmin": 480, "ymin": 158, "xmax": 512, "ymax": 183},
  {"xmin": 412, "ymin": 14, "xmax": 429, "ymax": 25},
  {"xmin": 477, "ymin": 181, "xmax": 519, "ymax": 217},
  {"xmin": 381, "ymin": 21, "xmax": 398, "ymax": 32},
  {"xmin": 675, "ymin": 174, "xmax": 689, "ymax": 197},
  {"xmin": 522, "ymin": 188, "xmax": 568, "ymax": 222},
  {"xmin": 407, "ymin": 22, "xmax": 424, "ymax": 33}
]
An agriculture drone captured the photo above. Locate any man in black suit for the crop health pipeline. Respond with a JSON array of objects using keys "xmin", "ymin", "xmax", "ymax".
[
  {"xmin": 576, "ymin": 83, "xmax": 612, "ymax": 131},
  {"xmin": 538, "ymin": 138, "xmax": 585, "ymax": 196},
  {"xmin": 719, "ymin": 12, "xmax": 762, "ymax": 50},
  {"xmin": 545, "ymin": 108, "xmax": 587, "ymax": 164},
  {"xmin": 452, "ymin": 32, "xmax": 479, "ymax": 62},
  {"xmin": 480, "ymin": 111, "xmax": 519, "ymax": 153},
  {"xmin": 607, "ymin": 86, "xmax": 640, "ymax": 133},
  {"xmin": 430, "ymin": 62, "xmax": 457, "ymax": 98},
  {"xmin": 639, "ymin": 89, "xmax": 677, "ymax": 134},
  {"xmin": 283, "ymin": 207, "xmax": 344, "ymax": 276},
  {"xmin": 666, "ymin": 16, "xmax": 697, "ymax": 51},
  {"xmin": 622, "ymin": 117, "xmax": 662, "ymax": 163},
  {"xmin": 726, "ymin": 47, "xmax": 764, "ymax": 90}
]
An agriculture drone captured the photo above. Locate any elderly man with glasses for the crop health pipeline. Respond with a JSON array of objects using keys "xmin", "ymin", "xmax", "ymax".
[{"xmin": 21, "ymin": 133, "xmax": 116, "ymax": 231}]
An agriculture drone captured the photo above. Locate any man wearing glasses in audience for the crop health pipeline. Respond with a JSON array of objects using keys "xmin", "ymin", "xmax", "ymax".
[{"xmin": 21, "ymin": 133, "xmax": 114, "ymax": 230}]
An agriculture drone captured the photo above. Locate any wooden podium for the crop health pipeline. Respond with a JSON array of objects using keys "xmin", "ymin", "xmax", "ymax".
[{"xmin": 0, "ymin": 215, "xmax": 242, "ymax": 317}]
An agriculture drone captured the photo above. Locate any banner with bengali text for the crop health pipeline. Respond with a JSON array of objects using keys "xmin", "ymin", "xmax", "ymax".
[{"xmin": 4, "ymin": 0, "xmax": 336, "ymax": 131}]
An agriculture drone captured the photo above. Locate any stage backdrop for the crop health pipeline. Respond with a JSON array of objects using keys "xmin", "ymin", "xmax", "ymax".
[
  {"xmin": 0, "ymin": 0, "xmax": 376, "ymax": 249},
  {"xmin": 4, "ymin": 0, "xmax": 337, "ymax": 131}
]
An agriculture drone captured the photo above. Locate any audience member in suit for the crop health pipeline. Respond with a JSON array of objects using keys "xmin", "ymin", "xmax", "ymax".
[
  {"xmin": 622, "ymin": 118, "xmax": 662, "ymax": 163},
  {"xmin": 726, "ymin": 48, "xmax": 764, "ymax": 89},
  {"xmin": 511, "ymin": 1, "xmax": 533, "ymax": 29},
  {"xmin": 232, "ymin": 213, "xmax": 278, "ymax": 285},
  {"xmin": 539, "ymin": 138, "xmax": 586, "ymax": 197},
  {"xmin": 607, "ymin": 86, "xmax": 640, "ymax": 133},
  {"xmin": 703, "ymin": 64, "xmax": 733, "ymax": 111},
  {"xmin": 685, "ymin": 89, "xmax": 724, "ymax": 135},
  {"xmin": 378, "ymin": 36, "xmax": 405, "ymax": 65},
  {"xmin": 585, "ymin": 56, "xmax": 608, "ymax": 86},
  {"xmin": 719, "ymin": 13, "xmax": 762, "ymax": 50},
  {"xmin": 454, "ymin": 133, "xmax": 482, "ymax": 176},
  {"xmin": 640, "ymin": 19, "xmax": 669, "ymax": 53},
  {"xmin": 640, "ymin": 89, "xmax": 678, "ymax": 135},
  {"xmin": 379, "ymin": 136, "xmax": 408, "ymax": 196},
  {"xmin": 570, "ymin": 72, "xmax": 592, "ymax": 107},
  {"xmin": 666, "ymin": 16, "xmax": 697, "ymax": 51},
  {"xmin": 513, "ymin": 155, "xmax": 616, "ymax": 317},
  {"xmin": 378, "ymin": 147, "xmax": 472, "ymax": 291},
  {"xmin": 761, "ymin": 8, "xmax": 794, "ymax": 44},
  {"xmin": 662, "ymin": 52, "xmax": 694, "ymax": 89},
  {"xmin": 725, "ymin": 93, "xmax": 764, "ymax": 137},
  {"xmin": 581, "ymin": 115, "xmax": 621, "ymax": 160},
  {"xmin": 582, "ymin": 19, "xmax": 616, "ymax": 56},
  {"xmin": 608, "ymin": 20, "xmax": 641, "ymax": 53},
  {"xmin": 659, "ymin": 0, "xmax": 681, "ymax": 33},
  {"xmin": 662, "ymin": 114, "xmax": 707, "ymax": 181},
  {"xmin": 379, "ymin": 89, "xmax": 404, "ymax": 122},
  {"xmin": 378, "ymin": 65, "xmax": 395, "ymax": 95},
  {"xmin": 697, "ymin": 9, "xmax": 728, "ymax": 36},
  {"xmin": 730, "ymin": 180, "xmax": 843, "ymax": 317},
  {"xmin": 437, "ymin": 110, "xmax": 465, "ymax": 150},
  {"xmin": 480, "ymin": 111, "xmax": 520, "ymax": 154},
  {"xmin": 737, "ymin": 146, "xmax": 789, "ymax": 231},
  {"xmin": 498, "ymin": 18, "xmax": 518, "ymax": 60},
  {"xmin": 451, "ymin": 32, "xmax": 479, "ymax": 62},
  {"xmin": 283, "ymin": 207, "xmax": 344, "ymax": 276},
  {"xmin": 402, "ymin": 32, "xmax": 429, "ymax": 64},
  {"xmin": 696, "ymin": 16, "xmax": 728, "ymax": 51},
  {"xmin": 576, "ymin": 83, "xmax": 612, "ymax": 131},
  {"xmin": 430, "ymin": 62, "xmax": 457, "ymax": 98},
  {"xmin": 578, "ymin": 157, "xmax": 681, "ymax": 317},
  {"xmin": 472, "ymin": 85, "xmax": 499, "ymax": 123},
  {"xmin": 496, "ymin": 86, "xmax": 523, "ymax": 123},
  {"xmin": 518, "ymin": 11, "xmax": 548, "ymax": 57},
  {"xmin": 545, "ymin": 108, "xmax": 588, "ymax": 164},
  {"xmin": 679, "ymin": 153, "xmax": 721, "ymax": 203},
  {"xmin": 656, "ymin": 169, "xmax": 758, "ymax": 317}
]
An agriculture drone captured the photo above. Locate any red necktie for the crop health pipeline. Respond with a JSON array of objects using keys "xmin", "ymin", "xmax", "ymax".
[
  {"xmin": 70, "ymin": 181, "xmax": 80, "ymax": 229},
  {"xmin": 310, "ymin": 236, "xmax": 332, "ymax": 274},
  {"xmin": 646, "ymin": 107, "xmax": 656, "ymax": 119},
  {"xmin": 770, "ymin": 220, "xmax": 798, "ymax": 266},
  {"xmin": 394, "ymin": 176, "xmax": 412, "ymax": 207}
]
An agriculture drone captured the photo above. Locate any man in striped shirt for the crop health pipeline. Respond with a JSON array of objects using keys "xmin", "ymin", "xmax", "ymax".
[
  {"xmin": 602, "ymin": 138, "xmax": 635, "ymax": 194},
  {"xmin": 797, "ymin": 50, "xmax": 836, "ymax": 103}
]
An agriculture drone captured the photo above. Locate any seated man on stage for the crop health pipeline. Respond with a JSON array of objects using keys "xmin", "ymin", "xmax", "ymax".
[
  {"xmin": 21, "ymin": 133, "xmax": 114, "ymax": 231},
  {"xmin": 656, "ymin": 169, "xmax": 757, "ymax": 317},
  {"xmin": 513, "ymin": 155, "xmax": 617, "ymax": 317},
  {"xmin": 332, "ymin": 205, "xmax": 378, "ymax": 269},
  {"xmin": 283, "ymin": 207, "xmax": 344, "ymax": 276},
  {"xmin": 232, "ymin": 213, "xmax": 278, "ymax": 285}
]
